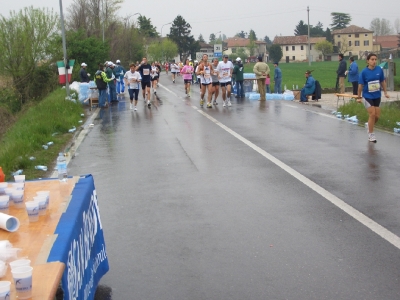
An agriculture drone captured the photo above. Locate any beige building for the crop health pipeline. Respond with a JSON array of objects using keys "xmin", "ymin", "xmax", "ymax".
[
  {"xmin": 332, "ymin": 25, "xmax": 374, "ymax": 58},
  {"xmin": 273, "ymin": 35, "xmax": 326, "ymax": 62},
  {"xmin": 223, "ymin": 38, "xmax": 268, "ymax": 61}
]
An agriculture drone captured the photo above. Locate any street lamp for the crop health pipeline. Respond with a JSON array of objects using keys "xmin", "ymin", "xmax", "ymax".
[
  {"xmin": 161, "ymin": 22, "xmax": 172, "ymax": 37},
  {"xmin": 59, "ymin": 0, "xmax": 70, "ymax": 98},
  {"xmin": 161, "ymin": 22, "xmax": 172, "ymax": 62}
]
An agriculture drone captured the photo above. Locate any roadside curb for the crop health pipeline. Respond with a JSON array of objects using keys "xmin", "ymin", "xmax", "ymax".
[{"xmin": 49, "ymin": 107, "xmax": 100, "ymax": 178}]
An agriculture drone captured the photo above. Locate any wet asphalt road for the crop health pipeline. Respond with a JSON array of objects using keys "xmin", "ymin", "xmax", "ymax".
[{"xmin": 68, "ymin": 75, "xmax": 400, "ymax": 300}]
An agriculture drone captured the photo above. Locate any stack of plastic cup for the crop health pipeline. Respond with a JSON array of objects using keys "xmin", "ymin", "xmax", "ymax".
[
  {"xmin": 36, "ymin": 191, "xmax": 50, "ymax": 208},
  {"xmin": 9, "ymin": 259, "xmax": 31, "ymax": 270},
  {"xmin": 11, "ymin": 190, "xmax": 24, "ymax": 208},
  {"xmin": 25, "ymin": 201, "xmax": 39, "ymax": 222},
  {"xmin": 0, "ymin": 195, "xmax": 10, "ymax": 214},
  {"xmin": 11, "ymin": 266, "xmax": 33, "ymax": 299},
  {"xmin": 14, "ymin": 175, "xmax": 25, "ymax": 183},
  {"xmin": 33, "ymin": 196, "xmax": 47, "ymax": 216},
  {"xmin": 0, "ymin": 183, "xmax": 7, "ymax": 195},
  {"xmin": 12, "ymin": 183, "xmax": 24, "ymax": 191},
  {"xmin": 0, "ymin": 281, "xmax": 11, "ymax": 299}
]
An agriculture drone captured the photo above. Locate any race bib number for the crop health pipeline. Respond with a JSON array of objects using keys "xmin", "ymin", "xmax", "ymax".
[
  {"xmin": 223, "ymin": 72, "xmax": 229, "ymax": 77},
  {"xmin": 213, "ymin": 70, "xmax": 218, "ymax": 75},
  {"xmin": 368, "ymin": 80, "xmax": 380, "ymax": 93},
  {"xmin": 143, "ymin": 69, "xmax": 150, "ymax": 76},
  {"xmin": 204, "ymin": 74, "xmax": 211, "ymax": 79}
]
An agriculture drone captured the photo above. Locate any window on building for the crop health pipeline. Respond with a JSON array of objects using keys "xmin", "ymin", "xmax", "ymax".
[
  {"xmin": 365, "ymin": 34, "xmax": 368, "ymax": 37},
  {"xmin": 292, "ymin": 56, "xmax": 295, "ymax": 61},
  {"xmin": 364, "ymin": 40, "xmax": 369, "ymax": 46},
  {"xmin": 338, "ymin": 42, "xmax": 341, "ymax": 48},
  {"xmin": 338, "ymin": 35, "xmax": 341, "ymax": 38},
  {"xmin": 286, "ymin": 46, "xmax": 289, "ymax": 51},
  {"xmin": 349, "ymin": 41, "xmax": 352, "ymax": 46},
  {"xmin": 355, "ymin": 34, "xmax": 359, "ymax": 38},
  {"xmin": 355, "ymin": 40, "xmax": 360, "ymax": 46},
  {"xmin": 349, "ymin": 52, "xmax": 352, "ymax": 56},
  {"xmin": 292, "ymin": 46, "xmax": 295, "ymax": 51},
  {"xmin": 232, "ymin": 48, "xmax": 236, "ymax": 53},
  {"xmin": 301, "ymin": 45, "xmax": 304, "ymax": 50},
  {"xmin": 348, "ymin": 34, "xmax": 351, "ymax": 37},
  {"xmin": 310, "ymin": 45, "xmax": 312, "ymax": 50}
]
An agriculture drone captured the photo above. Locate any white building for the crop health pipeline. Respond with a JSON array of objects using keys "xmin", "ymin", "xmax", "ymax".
[{"xmin": 273, "ymin": 35, "xmax": 326, "ymax": 62}]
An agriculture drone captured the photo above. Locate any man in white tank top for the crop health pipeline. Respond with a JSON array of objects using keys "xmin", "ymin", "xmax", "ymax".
[
  {"xmin": 196, "ymin": 54, "xmax": 214, "ymax": 108},
  {"xmin": 217, "ymin": 55, "xmax": 234, "ymax": 107}
]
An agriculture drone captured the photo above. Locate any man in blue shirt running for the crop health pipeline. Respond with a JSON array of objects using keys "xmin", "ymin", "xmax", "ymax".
[{"xmin": 357, "ymin": 53, "xmax": 389, "ymax": 143}]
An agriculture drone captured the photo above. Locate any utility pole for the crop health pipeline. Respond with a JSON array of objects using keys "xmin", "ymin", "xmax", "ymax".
[
  {"xmin": 307, "ymin": 6, "xmax": 311, "ymax": 66},
  {"xmin": 59, "ymin": 0, "xmax": 70, "ymax": 99}
]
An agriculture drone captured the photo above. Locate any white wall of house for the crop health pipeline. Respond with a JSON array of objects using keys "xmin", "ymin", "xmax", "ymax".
[{"xmin": 280, "ymin": 44, "xmax": 321, "ymax": 62}]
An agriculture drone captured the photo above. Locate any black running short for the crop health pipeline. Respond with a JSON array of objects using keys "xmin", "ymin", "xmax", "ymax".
[
  {"xmin": 141, "ymin": 81, "xmax": 151, "ymax": 89},
  {"xmin": 212, "ymin": 82, "xmax": 220, "ymax": 87},
  {"xmin": 184, "ymin": 79, "xmax": 192, "ymax": 84},
  {"xmin": 151, "ymin": 77, "xmax": 158, "ymax": 81},
  {"xmin": 364, "ymin": 98, "xmax": 381, "ymax": 107},
  {"xmin": 220, "ymin": 81, "xmax": 231, "ymax": 87}
]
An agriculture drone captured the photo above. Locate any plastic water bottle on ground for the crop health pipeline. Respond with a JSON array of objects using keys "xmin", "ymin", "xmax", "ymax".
[{"xmin": 57, "ymin": 153, "xmax": 67, "ymax": 182}]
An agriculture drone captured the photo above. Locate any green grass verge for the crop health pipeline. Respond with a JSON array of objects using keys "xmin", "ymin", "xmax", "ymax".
[
  {"xmin": 0, "ymin": 89, "xmax": 84, "ymax": 181},
  {"xmin": 244, "ymin": 59, "xmax": 400, "ymax": 91},
  {"xmin": 337, "ymin": 100, "xmax": 400, "ymax": 131}
]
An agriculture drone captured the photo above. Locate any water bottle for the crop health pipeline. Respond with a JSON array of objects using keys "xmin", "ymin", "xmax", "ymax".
[
  {"xmin": 57, "ymin": 153, "xmax": 67, "ymax": 182},
  {"xmin": 284, "ymin": 84, "xmax": 287, "ymax": 91}
]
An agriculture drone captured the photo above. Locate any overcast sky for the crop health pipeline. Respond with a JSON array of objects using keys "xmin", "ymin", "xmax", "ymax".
[{"xmin": 3, "ymin": 0, "xmax": 399, "ymax": 42}]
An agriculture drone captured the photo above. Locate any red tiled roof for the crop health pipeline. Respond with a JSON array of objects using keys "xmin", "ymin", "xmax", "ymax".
[
  {"xmin": 273, "ymin": 35, "xmax": 326, "ymax": 45},
  {"xmin": 373, "ymin": 35, "xmax": 399, "ymax": 48},
  {"xmin": 332, "ymin": 25, "xmax": 373, "ymax": 34},
  {"xmin": 199, "ymin": 42, "xmax": 212, "ymax": 49},
  {"xmin": 226, "ymin": 38, "xmax": 266, "ymax": 47}
]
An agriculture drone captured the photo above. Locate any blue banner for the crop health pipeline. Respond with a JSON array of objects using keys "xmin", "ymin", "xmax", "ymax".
[{"xmin": 48, "ymin": 175, "xmax": 109, "ymax": 300}]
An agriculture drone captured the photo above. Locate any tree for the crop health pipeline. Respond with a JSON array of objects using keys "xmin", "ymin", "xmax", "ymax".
[
  {"xmin": 269, "ymin": 44, "xmax": 283, "ymax": 63},
  {"xmin": 137, "ymin": 15, "xmax": 158, "ymax": 38},
  {"xmin": 325, "ymin": 27, "xmax": 333, "ymax": 43},
  {"xmin": 198, "ymin": 34, "xmax": 205, "ymax": 43},
  {"xmin": 235, "ymin": 31, "xmax": 247, "ymax": 38},
  {"xmin": 209, "ymin": 33, "xmax": 216, "ymax": 44},
  {"xmin": 330, "ymin": 12, "xmax": 351, "ymax": 30},
  {"xmin": 0, "ymin": 7, "xmax": 59, "ymax": 102},
  {"xmin": 263, "ymin": 35, "xmax": 272, "ymax": 45},
  {"xmin": 310, "ymin": 21, "xmax": 325, "ymax": 37},
  {"xmin": 249, "ymin": 29, "xmax": 257, "ymax": 41},
  {"xmin": 335, "ymin": 36, "xmax": 352, "ymax": 54},
  {"xmin": 147, "ymin": 38, "xmax": 178, "ymax": 62},
  {"xmin": 294, "ymin": 20, "xmax": 308, "ymax": 36},
  {"xmin": 395, "ymin": 18, "xmax": 400, "ymax": 34},
  {"xmin": 247, "ymin": 40, "xmax": 256, "ymax": 56},
  {"xmin": 370, "ymin": 18, "xmax": 393, "ymax": 36},
  {"xmin": 315, "ymin": 40, "xmax": 334, "ymax": 61},
  {"xmin": 167, "ymin": 15, "xmax": 196, "ymax": 61}
]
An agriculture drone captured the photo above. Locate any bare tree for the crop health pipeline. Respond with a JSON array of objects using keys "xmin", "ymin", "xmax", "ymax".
[
  {"xmin": 370, "ymin": 18, "xmax": 394, "ymax": 36},
  {"xmin": 335, "ymin": 36, "xmax": 352, "ymax": 54},
  {"xmin": 394, "ymin": 18, "xmax": 400, "ymax": 34}
]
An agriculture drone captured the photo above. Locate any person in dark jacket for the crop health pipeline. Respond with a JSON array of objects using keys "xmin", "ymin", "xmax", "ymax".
[
  {"xmin": 346, "ymin": 56, "xmax": 359, "ymax": 96},
  {"xmin": 233, "ymin": 57, "xmax": 244, "ymax": 98},
  {"xmin": 336, "ymin": 54, "xmax": 347, "ymax": 93},
  {"xmin": 105, "ymin": 62, "xmax": 117, "ymax": 102},
  {"xmin": 300, "ymin": 70, "xmax": 315, "ymax": 102},
  {"xmin": 94, "ymin": 63, "xmax": 112, "ymax": 108},
  {"xmin": 79, "ymin": 63, "xmax": 90, "ymax": 83}
]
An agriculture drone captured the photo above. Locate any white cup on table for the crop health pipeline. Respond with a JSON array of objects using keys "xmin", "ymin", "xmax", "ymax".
[
  {"xmin": 0, "ymin": 281, "xmax": 11, "ymax": 300},
  {"xmin": 0, "ymin": 195, "xmax": 10, "ymax": 214},
  {"xmin": 0, "ymin": 183, "xmax": 7, "ymax": 195},
  {"xmin": 11, "ymin": 266, "xmax": 33, "ymax": 299},
  {"xmin": 14, "ymin": 175, "xmax": 25, "ymax": 183},
  {"xmin": 25, "ymin": 201, "xmax": 39, "ymax": 222},
  {"xmin": 9, "ymin": 259, "xmax": 31, "ymax": 271},
  {"xmin": 33, "ymin": 196, "xmax": 47, "ymax": 216},
  {"xmin": 11, "ymin": 190, "xmax": 24, "ymax": 208}
]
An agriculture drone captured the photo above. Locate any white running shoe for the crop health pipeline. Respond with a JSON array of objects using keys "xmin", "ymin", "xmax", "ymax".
[
  {"xmin": 147, "ymin": 100, "xmax": 151, "ymax": 107},
  {"xmin": 227, "ymin": 100, "xmax": 232, "ymax": 107},
  {"xmin": 129, "ymin": 103, "xmax": 133, "ymax": 110},
  {"xmin": 223, "ymin": 100, "xmax": 226, "ymax": 107},
  {"xmin": 134, "ymin": 106, "xmax": 137, "ymax": 111},
  {"xmin": 366, "ymin": 122, "xmax": 369, "ymax": 132},
  {"xmin": 368, "ymin": 132, "xmax": 377, "ymax": 143}
]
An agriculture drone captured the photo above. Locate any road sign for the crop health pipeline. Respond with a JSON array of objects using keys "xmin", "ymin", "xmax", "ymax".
[
  {"xmin": 214, "ymin": 44, "xmax": 222, "ymax": 53},
  {"xmin": 214, "ymin": 52, "xmax": 222, "ymax": 57},
  {"xmin": 196, "ymin": 52, "xmax": 216, "ymax": 62}
]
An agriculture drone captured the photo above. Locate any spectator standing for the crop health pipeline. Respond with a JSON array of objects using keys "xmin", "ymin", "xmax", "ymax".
[
  {"xmin": 94, "ymin": 63, "xmax": 112, "ymax": 108},
  {"xmin": 253, "ymin": 56, "xmax": 270, "ymax": 101},
  {"xmin": 79, "ymin": 63, "xmax": 90, "ymax": 83},
  {"xmin": 114, "ymin": 60, "xmax": 126, "ymax": 95},
  {"xmin": 346, "ymin": 56, "xmax": 359, "ymax": 96},
  {"xmin": 336, "ymin": 54, "xmax": 347, "ymax": 93},
  {"xmin": 233, "ymin": 57, "xmax": 244, "ymax": 98},
  {"xmin": 265, "ymin": 74, "xmax": 271, "ymax": 93},
  {"xmin": 273, "ymin": 62, "xmax": 282, "ymax": 93}
]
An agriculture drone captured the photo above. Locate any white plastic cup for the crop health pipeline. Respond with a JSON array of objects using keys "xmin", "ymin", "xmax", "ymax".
[
  {"xmin": 0, "ymin": 196, "xmax": 10, "ymax": 214},
  {"xmin": 33, "ymin": 196, "xmax": 47, "ymax": 216},
  {"xmin": 25, "ymin": 201, "xmax": 39, "ymax": 222},
  {"xmin": 9, "ymin": 259, "xmax": 31, "ymax": 271},
  {"xmin": 0, "ymin": 183, "xmax": 7, "ymax": 195},
  {"xmin": 36, "ymin": 191, "xmax": 50, "ymax": 206},
  {"xmin": 11, "ymin": 190, "xmax": 24, "ymax": 208},
  {"xmin": 4, "ymin": 188, "xmax": 14, "ymax": 197},
  {"xmin": 0, "ymin": 281, "xmax": 11, "ymax": 300},
  {"xmin": 12, "ymin": 183, "xmax": 24, "ymax": 191},
  {"xmin": 14, "ymin": 175, "xmax": 25, "ymax": 183},
  {"xmin": 11, "ymin": 266, "xmax": 33, "ymax": 299}
]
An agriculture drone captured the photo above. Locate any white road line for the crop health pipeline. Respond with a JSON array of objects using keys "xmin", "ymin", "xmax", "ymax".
[{"xmin": 195, "ymin": 108, "xmax": 400, "ymax": 250}]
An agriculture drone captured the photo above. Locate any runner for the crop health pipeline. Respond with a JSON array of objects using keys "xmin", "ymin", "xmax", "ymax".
[
  {"xmin": 211, "ymin": 58, "xmax": 220, "ymax": 105},
  {"xmin": 164, "ymin": 62, "xmax": 169, "ymax": 75},
  {"xmin": 196, "ymin": 54, "xmax": 213, "ymax": 108},
  {"xmin": 136, "ymin": 57, "xmax": 152, "ymax": 108},
  {"xmin": 150, "ymin": 62, "xmax": 159, "ymax": 95},
  {"xmin": 178, "ymin": 61, "xmax": 184, "ymax": 76},
  {"xmin": 217, "ymin": 54, "xmax": 234, "ymax": 107},
  {"xmin": 357, "ymin": 53, "xmax": 390, "ymax": 143},
  {"xmin": 155, "ymin": 61, "xmax": 162, "ymax": 87},
  {"xmin": 170, "ymin": 62, "xmax": 179, "ymax": 83},
  {"xmin": 180, "ymin": 59, "xmax": 194, "ymax": 97},
  {"xmin": 124, "ymin": 63, "xmax": 141, "ymax": 111}
]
